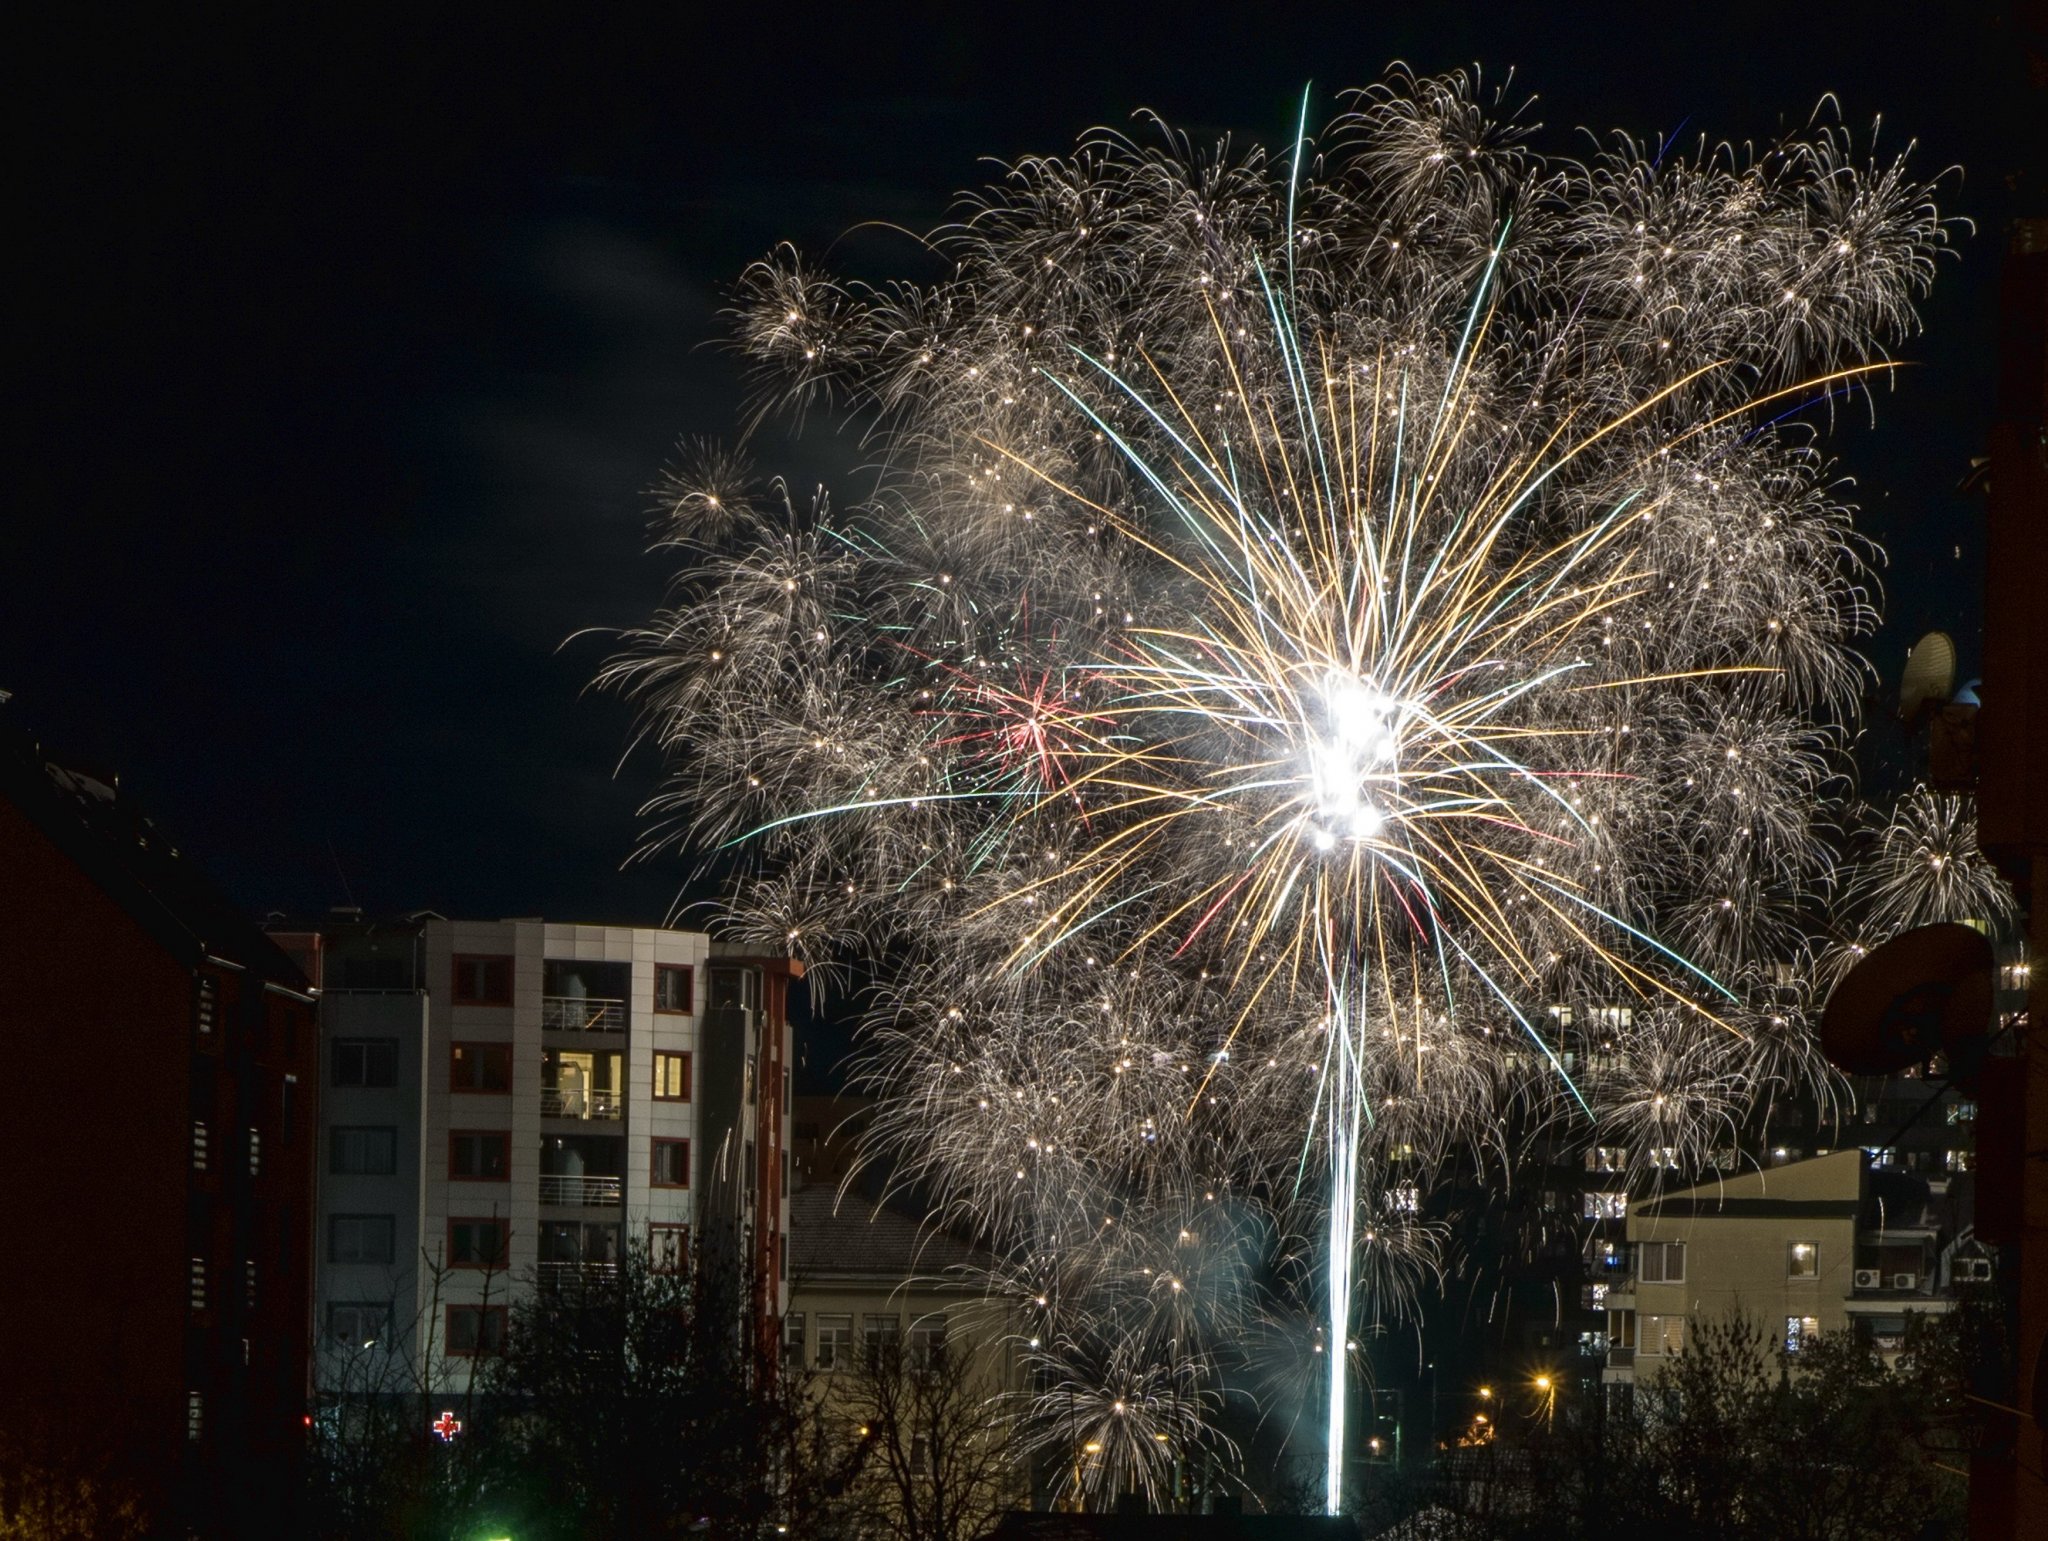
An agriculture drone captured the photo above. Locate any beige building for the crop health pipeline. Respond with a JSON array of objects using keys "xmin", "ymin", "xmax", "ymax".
[{"xmin": 1605, "ymin": 1148, "xmax": 1973, "ymax": 1388}]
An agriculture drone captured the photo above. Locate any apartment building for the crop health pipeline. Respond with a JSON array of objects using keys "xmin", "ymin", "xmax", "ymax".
[
  {"xmin": 287, "ymin": 912, "xmax": 795, "ymax": 1397},
  {"xmin": 0, "ymin": 718, "xmax": 319, "ymax": 1539},
  {"xmin": 1603, "ymin": 1147, "xmax": 1976, "ymax": 1391}
]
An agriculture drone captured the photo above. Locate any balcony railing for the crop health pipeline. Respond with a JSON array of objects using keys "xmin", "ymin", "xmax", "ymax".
[
  {"xmin": 538, "ymin": 1174, "xmax": 622, "ymax": 1207},
  {"xmin": 541, "ymin": 995, "xmax": 625, "ymax": 1033},
  {"xmin": 1606, "ymin": 1345, "xmax": 1635, "ymax": 1370},
  {"xmin": 540, "ymin": 1088, "xmax": 623, "ymax": 1121},
  {"xmin": 536, "ymin": 1261, "xmax": 622, "ymax": 1292}
]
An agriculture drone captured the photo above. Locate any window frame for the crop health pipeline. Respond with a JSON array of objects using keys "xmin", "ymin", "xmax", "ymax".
[
  {"xmin": 451, "ymin": 954, "xmax": 514, "ymax": 1007},
  {"xmin": 815, "ymin": 1313, "xmax": 853, "ymax": 1372},
  {"xmin": 331, "ymin": 1125, "xmax": 398, "ymax": 1177},
  {"xmin": 650, "ymin": 1137, "xmax": 691, "ymax": 1189},
  {"xmin": 448, "ymin": 1216, "xmax": 509, "ymax": 1270},
  {"xmin": 1639, "ymin": 1313, "xmax": 1685, "ymax": 1356},
  {"xmin": 449, "ymin": 1130, "xmax": 511, "ymax": 1182},
  {"xmin": 1640, "ymin": 1240, "xmax": 1686, "ymax": 1284},
  {"xmin": 326, "ymin": 1300, "xmax": 393, "ymax": 1346},
  {"xmin": 1784, "ymin": 1314, "xmax": 1821, "ymax": 1353},
  {"xmin": 329, "ymin": 1214, "xmax": 397, "ymax": 1265},
  {"xmin": 653, "ymin": 1051, "xmax": 692, "ymax": 1103},
  {"xmin": 444, "ymin": 1304, "xmax": 508, "ymax": 1357},
  {"xmin": 654, "ymin": 964, "xmax": 695, "ymax": 1015},
  {"xmin": 649, "ymin": 1222, "xmax": 690, "ymax": 1275},
  {"xmin": 1788, "ymin": 1240, "xmax": 1820, "ymax": 1279},
  {"xmin": 332, "ymin": 1037, "xmax": 399, "ymax": 1088},
  {"xmin": 450, "ymin": 1041, "xmax": 513, "ymax": 1094}
]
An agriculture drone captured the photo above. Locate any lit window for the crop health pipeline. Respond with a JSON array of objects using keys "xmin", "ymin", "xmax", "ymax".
[
  {"xmin": 1582, "ymin": 1283, "xmax": 1610, "ymax": 1310},
  {"xmin": 1584, "ymin": 1191, "xmax": 1627, "ymax": 1221},
  {"xmin": 655, "ymin": 964, "xmax": 695, "ymax": 1014},
  {"xmin": 248, "ymin": 1126, "xmax": 261, "ymax": 1177},
  {"xmin": 1639, "ymin": 1314, "xmax": 1684, "ymax": 1355},
  {"xmin": 1947, "ymin": 1100, "xmax": 1978, "ymax": 1126},
  {"xmin": 654, "ymin": 1052, "xmax": 692, "ymax": 1102},
  {"xmin": 1647, "ymin": 1146, "xmax": 1680, "ymax": 1170},
  {"xmin": 1387, "ymin": 1185, "xmax": 1420, "ymax": 1215},
  {"xmin": 192, "ymin": 1121, "xmax": 210, "ymax": 1171},
  {"xmin": 190, "ymin": 1257, "xmax": 207, "ymax": 1310},
  {"xmin": 651, "ymin": 1138, "xmax": 691, "ymax": 1188},
  {"xmin": 1946, "ymin": 1149, "xmax": 1972, "ymax": 1173},
  {"xmin": 1788, "ymin": 1241, "xmax": 1819, "ymax": 1279},
  {"xmin": 1866, "ymin": 1147, "xmax": 1897, "ymax": 1167},
  {"xmin": 1585, "ymin": 1146, "xmax": 1628, "ymax": 1173},
  {"xmin": 1784, "ymin": 1314, "xmax": 1820, "ymax": 1352},
  {"xmin": 187, "ymin": 1391, "xmax": 203, "ymax": 1442},
  {"xmin": 1594, "ymin": 1005, "xmax": 1633, "ymax": 1029}
]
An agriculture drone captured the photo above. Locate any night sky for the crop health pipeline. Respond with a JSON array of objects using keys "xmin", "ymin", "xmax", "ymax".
[{"xmin": 12, "ymin": 4, "xmax": 2042, "ymax": 935}]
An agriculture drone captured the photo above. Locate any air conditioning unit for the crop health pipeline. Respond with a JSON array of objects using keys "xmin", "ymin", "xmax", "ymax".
[
  {"xmin": 1852, "ymin": 1269, "xmax": 1883, "ymax": 1290},
  {"xmin": 1957, "ymin": 1258, "xmax": 1993, "ymax": 1283},
  {"xmin": 1892, "ymin": 1272, "xmax": 1919, "ymax": 1291}
]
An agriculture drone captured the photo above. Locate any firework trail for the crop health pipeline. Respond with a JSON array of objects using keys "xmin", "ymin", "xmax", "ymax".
[{"xmin": 606, "ymin": 68, "xmax": 1952, "ymax": 1510}]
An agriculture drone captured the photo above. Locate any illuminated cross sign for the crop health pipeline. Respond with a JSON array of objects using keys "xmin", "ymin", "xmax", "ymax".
[{"xmin": 431, "ymin": 1410, "xmax": 463, "ymax": 1441}]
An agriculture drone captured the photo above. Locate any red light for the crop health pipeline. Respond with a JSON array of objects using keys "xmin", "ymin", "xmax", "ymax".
[{"xmin": 302, "ymin": 1415, "xmax": 313, "ymax": 1427}]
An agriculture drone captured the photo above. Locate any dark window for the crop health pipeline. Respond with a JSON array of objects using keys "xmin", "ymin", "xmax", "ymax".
[
  {"xmin": 450, "ymin": 1131, "xmax": 510, "ymax": 1181},
  {"xmin": 329, "ymin": 1215, "xmax": 396, "ymax": 1264},
  {"xmin": 327, "ymin": 1302, "xmax": 392, "ymax": 1346},
  {"xmin": 332, "ymin": 1038, "xmax": 398, "ymax": 1088},
  {"xmin": 653, "ymin": 1051, "xmax": 692, "ymax": 1102},
  {"xmin": 654, "ymin": 964, "xmax": 694, "ymax": 1014},
  {"xmin": 331, "ymin": 1126, "xmax": 397, "ymax": 1176},
  {"xmin": 446, "ymin": 1305, "xmax": 507, "ymax": 1356},
  {"xmin": 449, "ymin": 1218, "xmax": 509, "ymax": 1269},
  {"xmin": 649, "ymin": 1223, "xmax": 689, "ymax": 1274},
  {"xmin": 651, "ymin": 1138, "xmax": 690, "ymax": 1188},
  {"xmin": 452, "ymin": 955, "xmax": 514, "ymax": 1006},
  {"xmin": 451, "ymin": 1042, "xmax": 512, "ymax": 1093}
]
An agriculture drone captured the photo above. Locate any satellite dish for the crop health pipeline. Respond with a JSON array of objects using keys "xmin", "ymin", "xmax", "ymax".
[
  {"xmin": 1820, "ymin": 922, "xmax": 1994, "ymax": 1078},
  {"xmin": 1899, "ymin": 631, "xmax": 1957, "ymax": 723}
]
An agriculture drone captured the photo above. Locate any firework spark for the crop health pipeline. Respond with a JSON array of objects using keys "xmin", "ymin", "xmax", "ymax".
[{"xmin": 606, "ymin": 69, "xmax": 1952, "ymax": 1510}]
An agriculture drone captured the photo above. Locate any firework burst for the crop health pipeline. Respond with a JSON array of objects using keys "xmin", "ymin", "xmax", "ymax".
[{"xmin": 605, "ymin": 69, "xmax": 1953, "ymax": 1510}]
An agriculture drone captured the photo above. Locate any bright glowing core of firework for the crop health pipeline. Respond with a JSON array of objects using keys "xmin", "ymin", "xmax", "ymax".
[{"xmin": 1304, "ymin": 673, "xmax": 1402, "ymax": 849}]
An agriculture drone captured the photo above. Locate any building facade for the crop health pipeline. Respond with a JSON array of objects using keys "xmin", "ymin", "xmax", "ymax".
[
  {"xmin": 0, "ymin": 721, "xmax": 319, "ymax": 1538},
  {"xmin": 288, "ymin": 913, "xmax": 795, "ymax": 1400}
]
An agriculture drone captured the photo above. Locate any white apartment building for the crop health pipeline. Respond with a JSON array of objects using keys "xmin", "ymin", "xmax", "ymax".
[{"xmin": 303, "ymin": 912, "xmax": 794, "ymax": 1395}]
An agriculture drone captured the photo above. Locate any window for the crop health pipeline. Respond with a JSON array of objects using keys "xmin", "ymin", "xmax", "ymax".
[
  {"xmin": 452, "ymin": 955, "xmax": 513, "ymax": 1006},
  {"xmin": 332, "ymin": 1038, "xmax": 398, "ymax": 1088},
  {"xmin": 1582, "ymin": 1283, "xmax": 1610, "ymax": 1310},
  {"xmin": 246, "ymin": 1261, "xmax": 257, "ymax": 1309},
  {"xmin": 248, "ymin": 1126, "xmax": 261, "ymax": 1176},
  {"xmin": 654, "ymin": 964, "xmax": 694, "ymax": 1014},
  {"xmin": 195, "ymin": 976, "xmax": 218, "ymax": 1038},
  {"xmin": 653, "ymin": 1051, "xmax": 692, "ymax": 1102},
  {"xmin": 449, "ymin": 1218, "xmax": 508, "ymax": 1269},
  {"xmin": 649, "ymin": 1223, "xmax": 690, "ymax": 1274},
  {"xmin": 1640, "ymin": 1241, "xmax": 1686, "ymax": 1283},
  {"xmin": 330, "ymin": 1215, "xmax": 396, "ymax": 1265},
  {"xmin": 651, "ymin": 1138, "xmax": 690, "ymax": 1188},
  {"xmin": 1585, "ymin": 1146, "xmax": 1628, "ymax": 1173},
  {"xmin": 1594, "ymin": 1005, "xmax": 1633, "ymax": 1029},
  {"xmin": 1947, "ymin": 1149, "xmax": 1973, "ymax": 1173},
  {"xmin": 451, "ymin": 1042, "xmax": 512, "ymax": 1093},
  {"xmin": 1866, "ymin": 1146, "xmax": 1897, "ymax": 1167},
  {"xmin": 327, "ymin": 1301, "xmax": 391, "ymax": 1346},
  {"xmin": 1584, "ymin": 1191, "xmax": 1627, "ymax": 1221},
  {"xmin": 187, "ymin": 1391, "xmax": 203, "ymax": 1442},
  {"xmin": 445, "ymin": 1305, "xmax": 507, "ymax": 1357},
  {"xmin": 450, "ymin": 1132, "xmax": 510, "ymax": 1181},
  {"xmin": 1947, "ymin": 1100, "xmax": 1978, "ymax": 1125},
  {"xmin": 784, "ymin": 1312, "xmax": 807, "ymax": 1371},
  {"xmin": 1784, "ymin": 1315, "xmax": 1821, "ymax": 1353},
  {"xmin": 1647, "ymin": 1146, "xmax": 1680, "ymax": 1170},
  {"xmin": 909, "ymin": 1313, "xmax": 948, "ymax": 1369},
  {"xmin": 1639, "ymin": 1314, "xmax": 1685, "ymax": 1356},
  {"xmin": 1788, "ymin": 1241, "xmax": 1819, "ymax": 1279},
  {"xmin": 1387, "ymin": 1185, "xmax": 1420, "ymax": 1215},
  {"xmin": 863, "ymin": 1313, "xmax": 901, "ymax": 1363},
  {"xmin": 190, "ymin": 1257, "xmax": 207, "ymax": 1310},
  {"xmin": 816, "ymin": 1314, "xmax": 852, "ymax": 1371},
  {"xmin": 332, "ymin": 1126, "xmax": 397, "ymax": 1176},
  {"xmin": 192, "ymin": 1120, "xmax": 210, "ymax": 1171}
]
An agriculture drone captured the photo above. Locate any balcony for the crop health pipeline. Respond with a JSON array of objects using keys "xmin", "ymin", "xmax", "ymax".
[
  {"xmin": 1606, "ymin": 1345, "xmax": 1634, "ymax": 1370},
  {"xmin": 538, "ymin": 1174, "xmax": 622, "ymax": 1207},
  {"xmin": 542, "ymin": 995, "xmax": 625, "ymax": 1034},
  {"xmin": 541, "ymin": 1087, "xmax": 622, "ymax": 1121},
  {"xmin": 535, "ymin": 1261, "xmax": 622, "ymax": 1292}
]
